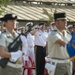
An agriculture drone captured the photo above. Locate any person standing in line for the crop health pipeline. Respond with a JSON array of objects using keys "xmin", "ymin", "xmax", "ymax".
[
  {"xmin": 27, "ymin": 27, "xmax": 37, "ymax": 65},
  {"xmin": 35, "ymin": 22, "xmax": 48, "ymax": 75},
  {"xmin": 26, "ymin": 26, "xmax": 38, "ymax": 75},
  {"xmin": 22, "ymin": 22, "xmax": 35, "ymax": 75},
  {"xmin": 67, "ymin": 25, "xmax": 73, "ymax": 33},
  {"xmin": 50, "ymin": 22, "xmax": 56, "ymax": 30},
  {"xmin": 70, "ymin": 24, "xmax": 75, "ymax": 75},
  {"xmin": 25, "ymin": 22, "xmax": 33, "ymax": 32},
  {"xmin": 20, "ymin": 29, "xmax": 28, "ymax": 75},
  {"xmin": 0, "ymin": 14, "xmax": 22, "ymax": 75},
  {"xmin": 47, "ymin": 12, "xmax": 72, "ymax": 75}
]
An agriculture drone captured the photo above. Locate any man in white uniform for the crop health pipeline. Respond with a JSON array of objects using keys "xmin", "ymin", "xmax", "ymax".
[
  {"xmin": 27, "ymin": 29, "xmax": 37, "ymax": 64},
  {"xmin": 35, "ymin": 22, "xmax": 48, "ymax": 75}
]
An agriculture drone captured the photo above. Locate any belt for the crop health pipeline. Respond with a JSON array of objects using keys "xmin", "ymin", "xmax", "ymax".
[
  {"xmin": 35, "ymin": 45, "xmax": 46, "ymax": 48},
  {"xmin": 7, "ymin": 62, "xmax": 22, "ymax": 68},
  {"xmin": 46, "ymin": 58, "xmax": 70, "ymax": 64},
  {"xmin": 51, "ymin": 58, "xmax": 69, "ymax": 60},
  {"xmin": 29, "ymin": 46, "xmax": 34, "ymax": 48}
]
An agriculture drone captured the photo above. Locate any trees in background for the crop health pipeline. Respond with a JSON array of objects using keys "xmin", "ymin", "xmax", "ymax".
[{"xmin": 0, "ymin": 0, "xmax": 12, "ymax": 15}]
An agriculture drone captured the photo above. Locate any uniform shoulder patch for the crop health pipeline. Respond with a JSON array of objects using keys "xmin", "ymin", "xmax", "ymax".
[{"xmin": 0, "ymin": 34, "xmax": 2, "ymax": 38}]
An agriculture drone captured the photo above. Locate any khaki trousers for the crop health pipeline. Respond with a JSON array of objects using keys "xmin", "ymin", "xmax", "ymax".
[
  {"xmin": 0, "ymin": 65, "xmax": 22, "ymax": 75},
  {"xmin": 54, "ymin": 62, "xmax": 72, "ymax": 75}
]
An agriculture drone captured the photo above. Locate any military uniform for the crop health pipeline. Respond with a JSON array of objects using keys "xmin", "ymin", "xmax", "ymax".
[
  {"xmin": 47, "ymin": 29, "xmax": 72, "ymax": 75},
  {"xmin": 71, "ymin": 32, "xmax": 75, "ymax": 75},
  {"xmin": 27, "ymin": 33, "xmax": 35, "ymax": 63},
  {"xmin": 0, "ymin": 29, "xmax": 22, "ymax": 75},
  {"xmin": 20, "ymin": 35, "xmax": 28, "ymax": 75},
  {"xmin": 21, "ymin": 35, "xmax": 28, "ymax": 55},
  {"xmin": 35, "ymin": 22, "xmax": 48, "ymax": 75}
]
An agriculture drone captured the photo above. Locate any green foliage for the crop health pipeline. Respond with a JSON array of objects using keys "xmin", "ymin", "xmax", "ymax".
[
  {"xmin": 0, "ymin": 0, "xmax": 11, "ymax": 15},
  {"xmin": 54, "ymin": 8, "xmax": 57, "ymax": 13},
  {"xmin": 42, "ymin": 8, "xmax": 53, "ymax": 26},
  {"xmin": 0, "ymin": 7, "xmax": 5, "ymax": 15},
  {"xmin": 67, "ymin": 18, "xmax": 71, "ymax": 22},
  {"xmin": 42, "ymin": 8, "xmax": 58, "ymax": 26},
  {"xmin": 0, "ymin": 0, "xmax": 10, "ymax": 4}
]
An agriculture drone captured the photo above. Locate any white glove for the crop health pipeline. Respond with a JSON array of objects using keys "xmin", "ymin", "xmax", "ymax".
[{"xmin": 10, "ymin": 50, "xmax": 22, "ymax": 62}]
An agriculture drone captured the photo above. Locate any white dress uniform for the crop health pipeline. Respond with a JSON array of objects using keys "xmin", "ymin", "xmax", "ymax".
[
  {"xmin": 20, "ymin": 35, "xmax": 28, "ymax": 55},
  {"xmin": 20, "ymin": 35, "xmax": 28, "ymax": 75},
  {"xmin": 27, "ymin": 33, "xmax": 35, "ymax": 63},
  {"xmin": 35, "ymin": 29, "xmax": 48, "ymax": 75},
  {"xmin": 35, "ymin": 30, "xmax": 48, "ymax": 47}
]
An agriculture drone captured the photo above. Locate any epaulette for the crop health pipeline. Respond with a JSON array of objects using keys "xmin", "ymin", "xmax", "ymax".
[
  {"xmin": 0, "ymin": 33, "xmax": 2, "ymax": 38},
  {"xmin": 0, "ymin": 31, "xmax": 6, "ymax": 38},
  {"xmin": 51, "ymin": 30, "xmax": 57, "ymax": 32}
]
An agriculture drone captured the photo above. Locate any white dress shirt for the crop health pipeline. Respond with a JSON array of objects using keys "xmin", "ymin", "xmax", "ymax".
[
  {"xmin": 20, "ymin": 35, "xmax": 28, "ymax": 55},
  {"xmin": 27, "ymin": 33, "xmax": 35, "ymax": 62},
  {"xmin": 35, "ymin": 30, "xmax": 48, "ymax": 47}
]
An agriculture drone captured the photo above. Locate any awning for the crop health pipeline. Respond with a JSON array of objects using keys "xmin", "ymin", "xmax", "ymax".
[{"xmin": 0, "ymin": 4, "xmax": 75, "ymax": 22}]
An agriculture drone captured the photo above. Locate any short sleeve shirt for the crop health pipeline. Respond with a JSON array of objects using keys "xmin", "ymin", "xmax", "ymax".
[
  {"xmin": 35, "ymin": 30, "xmax": 48, "ymax": 47},
  {"xmin": 0, "ymin": 29, "xmax": 23, "ymax": 67},
  {"xmin": 0, "ymin": 29, "xmax": 18, "ymax": 51},
  {"xmin": 47, "ymin": 29, "xmax": 72, "ymax": 59}
]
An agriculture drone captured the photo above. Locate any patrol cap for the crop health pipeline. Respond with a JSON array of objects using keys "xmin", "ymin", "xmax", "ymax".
[
  {"xmin": 0, "ymin": 13, "xmax": 17, "ymax": 21},
  {"xmin": 39, "ymin": 22, "xmax": 45, "ymax": 26},
  {"xmin": 67, "ymin": 25, "xmax": 73, "ymax": 29},
  {"xmin": 50, "ymin": 22, "xmax": 55, "ymax": 25},
  {"xmin": 31, "ymin": 25, "xmax": 39, "ymax": 30},
  {"xmin": 25, "ymin": 22, "xmax": 33, "ymax": 27},
  {"xmin": 54, "ymin": 12, "xmax": 66, "ymax": 21}
]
